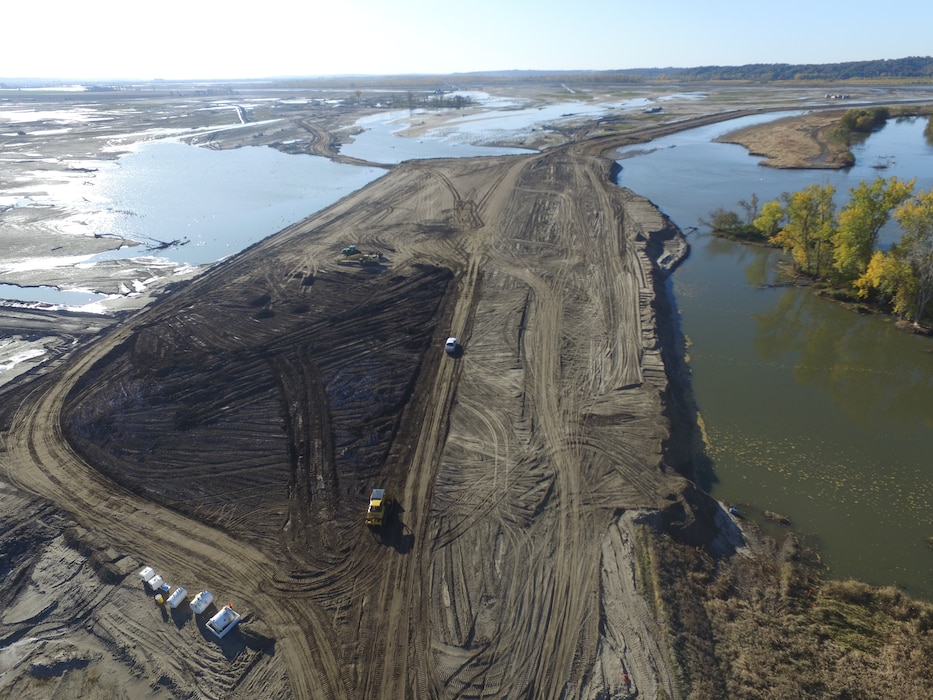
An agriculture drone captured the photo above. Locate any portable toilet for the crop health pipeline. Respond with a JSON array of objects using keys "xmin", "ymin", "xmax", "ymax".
[
  {"xmin": 190, "ymin": 590, "xmax": 213, "ymax": 615},
  {"xmin": 146, "ymin": 574, "xmax": 164, "ymax": 591},
  {"xmin": 206, "ymin": 605, "xmax": 242, "ymax": 639},
  {"xmin": 166, "ymin": 587, "xmax": 187, "ymax": 609},
  {"xmin": 138, "ymin": 566, "xmax": 155, "ymax": 582}
]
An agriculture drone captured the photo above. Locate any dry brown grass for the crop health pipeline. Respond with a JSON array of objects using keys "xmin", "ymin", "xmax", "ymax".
[
  {"xmin": 714, "ymin": 112, "xmax": 853, "ymax": 169},
  {"xmin": 650, "ymin": 531, "xmax": 933, "ymax": 699}
]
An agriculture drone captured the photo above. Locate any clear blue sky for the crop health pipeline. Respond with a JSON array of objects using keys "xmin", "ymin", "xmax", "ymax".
[{"xmin": 4, "ymin": 0, "xmax": 931, "ymax": 80}]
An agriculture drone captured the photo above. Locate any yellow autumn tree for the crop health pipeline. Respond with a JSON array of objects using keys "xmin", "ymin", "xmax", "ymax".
[
  {"xmin": 855, "ymin": 249, "xmax": 916, "ymax": 317},
  {"xmin": 771, "ymin": 183, "xmax": 836, "ymax": 277},
  {"xmin": 894, "ymin": 188, "xmax": 933, "ymax": 323},
  {"xmin": 856, "ymin": 187, "xmax": 933, "ymax": 323},
  {"xmin": 833, "ymin": 176, "xmax": 915, "ymax": 282},
  {"xmin": 753, "ymin": 199, "xmax": 785, "ymax": 239}
]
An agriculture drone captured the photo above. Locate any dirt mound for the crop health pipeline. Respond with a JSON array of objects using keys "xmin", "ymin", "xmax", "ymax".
[{"xmin": 64, "ymin": 261, "xmax": 453, "ymax": 553}]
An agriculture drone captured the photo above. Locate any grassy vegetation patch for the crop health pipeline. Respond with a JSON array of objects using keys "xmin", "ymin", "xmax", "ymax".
[{"xmin": 650, "ymin": 528, "xmax": 933, "ymax": 699}]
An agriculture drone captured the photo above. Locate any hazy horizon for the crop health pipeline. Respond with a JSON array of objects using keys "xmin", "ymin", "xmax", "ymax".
[{"xmin": 3, "ymin": 57, "xmax": 932, "ymax": 86}]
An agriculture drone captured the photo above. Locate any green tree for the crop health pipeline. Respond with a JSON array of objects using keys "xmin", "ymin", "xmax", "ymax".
[
  {"xmin": 737, "ymin": 193, "xmax": 760, "ymax": 226},
  {"xmin": 702, "ymin": 202, "xmax": 771, "ymax": 241},
  {"xmin": 772, "ymin": 183, "xmax": 836, "ymax": 277},
  {"xmin": 894, "ymin": 188, "xmax": 933, "ymax": 323},
  {"xmin": 835, "ymin": 107, "xmax": 891, "ymax": 145},
  {"xmin": 754, "ymin": 198, "xmax": 786, "ymax": 239},
  {"xmin": 833, "ymin": 176, "xmax": 915, "ymax": 282},
  {"xmin": 703, "ymin": 206, "xmax": 743, "ymax": 232},
  {"xmin": 856, "ymin": 187, "xmax": 933, "ymax": 324}
]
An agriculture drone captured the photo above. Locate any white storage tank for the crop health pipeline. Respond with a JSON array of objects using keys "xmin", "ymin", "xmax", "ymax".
[
  {"xmin": 189, "ymin": 590, "xmax": 213, "ymax": 615},
  {"xmin": 146, "ymin": 574, "xmax": 164, "ymax": 591},
  {"xmin": 138, "ymin": 566, "xmax": 155, "ymax": 582},
  {"xmin": 206, "ymin": 605, "xmax": 242, "ymax": 639},
  {"xmin": 166, "ymin": 587, "xmax": 188, "ymax": 609}
]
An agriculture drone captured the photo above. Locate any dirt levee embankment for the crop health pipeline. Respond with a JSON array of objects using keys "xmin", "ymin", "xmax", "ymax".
[{"xmin": 5, "ymin": 147, "xmax": 691, "ymax": 698}]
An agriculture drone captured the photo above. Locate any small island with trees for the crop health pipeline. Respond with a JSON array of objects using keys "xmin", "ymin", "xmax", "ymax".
[{"xmin": 706, "ymin": 110, "xmax": 933, "ymax": 331}]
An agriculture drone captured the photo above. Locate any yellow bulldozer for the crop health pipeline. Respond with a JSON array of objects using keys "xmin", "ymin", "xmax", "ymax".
[{"xmin": 366, "ymin": 488, "xmax": 393, "ymax": 527}]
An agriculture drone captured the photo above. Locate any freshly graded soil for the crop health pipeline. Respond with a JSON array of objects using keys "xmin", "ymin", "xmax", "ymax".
[
  {"xmin": 3, "ymin": 82, "xmax": 931, "ymax": 699},
  {"xmin": 2, "ymin": 125, "xmax": 695, "ymax": 697}
]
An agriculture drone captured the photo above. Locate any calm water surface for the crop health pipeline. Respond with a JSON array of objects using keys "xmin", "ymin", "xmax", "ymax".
[
  {"xmin": 617, "ymin": 117, "xmax": 933, "ymax": 598},
  {"xmin": 340, "ymin": 94, "xmax": 691, "ymax": 163},
  {"xmin": 90, "ymin": 142, "xmax": 385, "ymax": 266},
  {"xmin": 0, "ymin": 283, "xmax": 106, "ymax": 306}
]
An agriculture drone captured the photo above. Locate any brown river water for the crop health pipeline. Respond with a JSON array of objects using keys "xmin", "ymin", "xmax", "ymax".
[{"xmin": 616, "ymin": 115, "xmax": 933, "ymax": 598}]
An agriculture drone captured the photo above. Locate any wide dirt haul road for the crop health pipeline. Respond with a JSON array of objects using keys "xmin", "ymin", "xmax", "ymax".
[{"xmin": 2, "ymin": 140, "xmax": 699, "ymax": 698}]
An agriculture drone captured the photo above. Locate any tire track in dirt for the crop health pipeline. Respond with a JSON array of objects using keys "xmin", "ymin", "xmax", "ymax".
[
  {"xmin": 356, "ymin": 157, "xmax": 531, "ymax": 698},
  {"xmin": 423, "ymin": 151, "xmax": 682, "ymax": 698},
  {"xmin": 1, "ymin": 135, "xmax": 685, "ymax": 698},
  {"xmin": 1, "ymin": 322, "xmax": 346, "ymax": 699}
]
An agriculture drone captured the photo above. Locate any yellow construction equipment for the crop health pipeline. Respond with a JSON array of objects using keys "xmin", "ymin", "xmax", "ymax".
[{"xmin": 366, "ymin": 488, "xmax": 393, "ymax": 527}]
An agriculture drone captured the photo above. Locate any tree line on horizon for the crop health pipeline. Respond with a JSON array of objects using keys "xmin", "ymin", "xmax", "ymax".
[
  {"xmin": 379, "ymin": 56, "xmax": 933, "ymax": 84},
  {"xmin": 6, "ymin": 56, "xmax": 933, "ymax": 91},
  {"xmin": 634, "ymin": 56, "xmax": 933, "ymax": 82},
  {"xmin": 252, "ymin": 56, "xmax": 933, "ymax": 91}
]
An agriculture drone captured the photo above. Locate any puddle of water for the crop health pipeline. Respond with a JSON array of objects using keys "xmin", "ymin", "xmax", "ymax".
[
  {"xmin": 341, "ymin": 108, "xmax": 534, "ymax": 163},
  {"xmin": 0, "ymin": 283, "xmax": 107, "ymax": 306}
]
